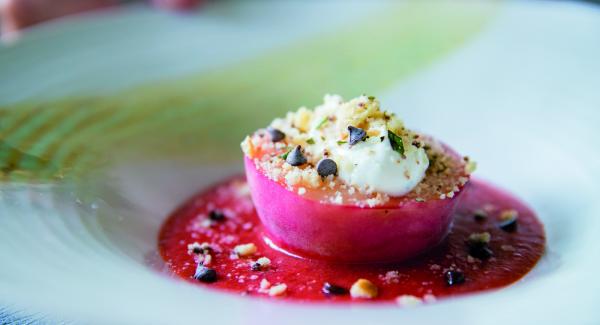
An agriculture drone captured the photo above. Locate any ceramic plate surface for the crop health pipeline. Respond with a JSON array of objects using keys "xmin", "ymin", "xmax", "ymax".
[{"xmin": 0, "ymin": 1, "xmax": 599, "ymax": 324}]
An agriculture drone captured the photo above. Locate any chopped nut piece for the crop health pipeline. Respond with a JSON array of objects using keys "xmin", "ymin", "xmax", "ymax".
[
  {"xmin": 268, "ymin": 284, "xmax": 288, "ymax": 296},
  {"xmin": 259, "ymin": 279, "xmax": 271, "ymax": 291},
  {"xmin": 350, "ymin": 279, "xmax": 378, "ymax": 299},
  {"xmin": 500, "ymin": 209, "xmax": 519, "ymax": 221},
  {"xmin": 468, "ymin": 232, "xmax": 491, "ymax": 245},
  {"xmin": 251, "ymin": 257, "xmax": 271, "ymax": 271},
  {"xmin": 395, "ymin": 295, "xmax": 423, "ymax": 307},
  {"xmin": 234, "ymin": 243, "xmax": 257, "ymax": 257}
]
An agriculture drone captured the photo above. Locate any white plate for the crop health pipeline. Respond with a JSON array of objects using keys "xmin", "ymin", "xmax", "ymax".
[{"xmin": 1, "ymin": 1, "xmax": 599, "ymax": 324}]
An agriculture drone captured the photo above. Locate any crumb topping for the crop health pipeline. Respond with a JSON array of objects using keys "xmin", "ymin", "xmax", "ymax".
[{"xmin": 242, "ymin": 94, "xmax": 472, "ymax": 206}]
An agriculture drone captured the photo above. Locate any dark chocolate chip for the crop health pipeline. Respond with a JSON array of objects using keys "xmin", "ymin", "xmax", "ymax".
[
  {"xmin": 348, "ymin": 126, "xmax": 367, "ymax": 145},
  {"xmin": 445, "ymin": 270, "xmax": 465, "ymax": 286},
  {"xmin": 473, "ymin": 209, "xmax": 488, "ymax": 221},
  {"xmin": 286, "ymin": 145, "xmax": 307, "ymax": 166},
  {"xmin": 209, "ymin": 210, "xmax": 226, "ymax": 222},
  {"xmin": 499, "ymin": 217, "xmax": 518, "ymax": 232},
  {"xmin": 322, "ymin": 282, "xmax": 348, "ymax": 296},
  {"xmin": 317, "ymin": 158, "xmax": 337, "ymax": 177},
  {"xmin": 267, "ymin": 127, "xmax": 285, "ymax": 142},
  {"xmin": 194, "ymin": 265, "xmax": 217, "ymax": 283},
  {"xmin": 469, "ymin": 245, "xmax": 493, "ymax": 260}
]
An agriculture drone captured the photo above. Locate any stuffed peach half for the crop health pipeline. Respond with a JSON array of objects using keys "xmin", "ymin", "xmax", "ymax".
[{"xmin": 241, "ymin": 95, "xmax": 473, "ymax": 263}]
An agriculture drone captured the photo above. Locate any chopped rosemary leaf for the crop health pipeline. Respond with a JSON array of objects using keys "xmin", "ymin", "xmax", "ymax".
[
  {"xmin": 316, "ymin": 117, "xmax": 328, "ymax": 129},
  {"xmin": 306, "ymin": 138, "xmax": 315, "ymax": 145},
  {"xmin": 388, "ymin": 130, "xmax": 405, "ymax": 155},
  {"xmin": 337, "ymin": 141, "xmax": 347, "ymax": 145}
]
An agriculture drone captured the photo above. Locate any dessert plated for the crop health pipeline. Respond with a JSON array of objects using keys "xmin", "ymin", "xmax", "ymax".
[
  {"xmin": 242, "ymin": 95, "xmax": 471, "ymax": 263},
  {"xmin": 159, "ymin": 95, "xmax": 545, "ymax": 303}
]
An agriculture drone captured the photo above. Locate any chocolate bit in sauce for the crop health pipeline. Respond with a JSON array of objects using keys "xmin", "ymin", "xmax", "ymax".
[
  {"xmin": 499, "ymin": 216, "xmax": 518, "ymax": 233},
  {"xmin": 473, "ymin": 209, "xmax": 488, "ymax": 221},
  {"xmin": 209, "ymin": 210, "xmax": 226, "ymax": 222},
  {"xmin": 322, "ymin": 282, "xmax": 348, "ymax": 296},
  {"xmin": 194, "ymin": 265, "xmax": 218, "ymax": 283},
  {"xmin": 445, "ymin": 270, "xmax": 465, "ymax": 286}
]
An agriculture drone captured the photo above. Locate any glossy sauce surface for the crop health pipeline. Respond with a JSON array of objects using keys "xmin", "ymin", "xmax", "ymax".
[{"xmin": 158, "ymin": 177, "xmax": 545, "ymax": 303}]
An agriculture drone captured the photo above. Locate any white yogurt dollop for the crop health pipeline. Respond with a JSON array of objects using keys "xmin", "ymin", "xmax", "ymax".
[
  {"xmin": 269, "ymin": 94, "xmax": 429, "ymax": 197},
  {"xmin": 333, "ymin": 126, "xmax": 429, "ymax": 196}
]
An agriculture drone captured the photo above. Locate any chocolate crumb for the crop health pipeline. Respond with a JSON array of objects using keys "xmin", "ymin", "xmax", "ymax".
[
  {"xmin": 194, "ymin": 265, "xmax": 217, "ymax": 283},
  {"xmin": 322, "ymin": 282, "xmax": 348, "ymax": 296},
  {"xmin": 445, "ymin": 270, "xmax": 465, "ymax": 286},
  {"xmin": 209, "ymin": 210, "xmax": 226, "ymax": 222}
]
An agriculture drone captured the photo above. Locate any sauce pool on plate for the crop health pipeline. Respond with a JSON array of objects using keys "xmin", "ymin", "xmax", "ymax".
[{"xmin": 158, "ymin": 176, "xmax": 545, "ymax": 304}]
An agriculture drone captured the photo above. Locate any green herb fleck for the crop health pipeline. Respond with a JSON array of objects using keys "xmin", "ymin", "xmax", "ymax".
[
  {"xmin": 279, "ymin": 148, "xmax": 292, "ymax": 160},
  {"xmin": 306, "ymin": 138, "xmax": 315, "ymax": 145},
  {"xmin": 368, "ymin": 96, "xmax": 375, "ymax": 101},
  {"xmin": 337, "ymin": 141, "xmax": 347, "ymax": 145},
  {"xmin": 388, "ymin": 130, "xmax": 405, "ymax": 155},
  {"xmin": 316, "ymin": 117, "xmax": 328, "ymax": 129}
]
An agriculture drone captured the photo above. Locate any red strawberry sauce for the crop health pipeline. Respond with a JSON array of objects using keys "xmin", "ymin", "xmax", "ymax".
[{"xmin": 158, "ymin": 177, "xmax": 545, "ymax": 303}]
